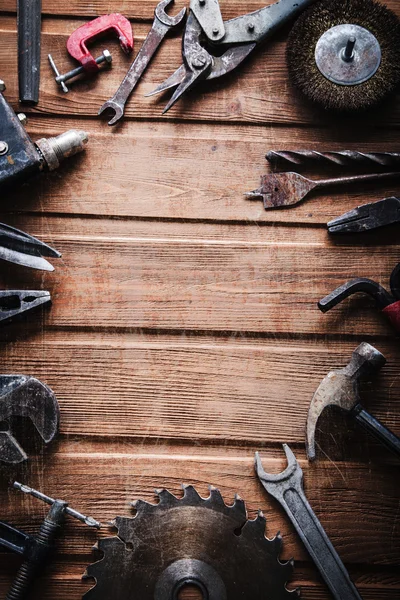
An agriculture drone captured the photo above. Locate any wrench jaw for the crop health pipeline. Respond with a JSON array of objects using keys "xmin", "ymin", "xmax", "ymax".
[
  {"xmin": 255, "ymin": 445, "xmax": 302, "ymax": 501},
  {"xmin": 155, "ymin": 0, "xmax": 186, "ymax": 28},
  {"xmin": 0, "ymin": 376, "xmax": 59, "ymax": 463},
  {"xmin": 98, "ymin": 100, "xmax": 124, "ymax": 126}
]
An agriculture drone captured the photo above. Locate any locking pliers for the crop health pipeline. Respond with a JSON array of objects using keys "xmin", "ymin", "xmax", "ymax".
[{"xmin": 147, "ymin": 0, "xmax": 317, "ymax": 113}]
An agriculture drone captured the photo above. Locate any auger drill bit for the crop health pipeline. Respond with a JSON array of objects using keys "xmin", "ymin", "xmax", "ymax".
[
  {"xmin": 266, "ymin": 150, "xmax": 400, "ymax": 170},
  {"xmin": 0, "ymin": 375, "xmax": 59, "ymax": 463}
]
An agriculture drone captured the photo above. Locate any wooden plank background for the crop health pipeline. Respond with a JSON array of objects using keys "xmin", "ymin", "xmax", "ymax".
[{"xmin": 0, "ymin": 1, "xmax": 399, "ymax": 598}]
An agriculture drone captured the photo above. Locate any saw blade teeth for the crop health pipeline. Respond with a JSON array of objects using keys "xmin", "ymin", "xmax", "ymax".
[
  {"xmin": 182, "ymin": 484, "xmax": 203, "ymax": 503},
  {"xmin": 233, "ymin": 494, "xmax": 247, "ymax": 517},
  {"xmin": 208, "ymin": 485, "xmax": 225, "ymax": 507},
  {"xmin": 130, "ymin": 498, "xmax": 154, "ymax": 515},
  {"xmin": 242, "ymin": 512, "xmax": 267, "ymax": 539},
  {"xmin": 156, "ymin": 488, "xmax": 178, "ymax": 506}
]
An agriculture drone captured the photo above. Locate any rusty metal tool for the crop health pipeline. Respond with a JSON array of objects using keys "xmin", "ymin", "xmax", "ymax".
[
  {"xmin": 84, "ymin": 484, "xmax": 293, "ymax": 599},
  {"xmin": 0, "ymin": 291, "xmax": 51, "ymax": 326},
  {"xmin": 319, "ymin": 263, "xmax": 400, "ymax": 333},
  {"xmin": 256, "ymin": 445, "xmax": 363, "ymax": 600},
  {"xmin": 0, "ymin": 482, "xmax": 100, "ymax": 600},
  {"xmin": 306, "ymin": 343, "xmax": 400, "ymax": 461},
  {"xmin": 17, "ymin": 0, "xmax": 41, "ymax": 104},
  {"xmin": 245, "ymin": 171, "xmax": 400, "ymax": 209},
  {"xmin": 49, "ymin": 13, "xmax": 134, "ymax": 92},
  {"xmin": 0, "ymin": 81, "xmax": 88, "ymax": 190},
  {"xmin": 0, "ymin": 223, "xmax": 61, "ymax": 271},
  {"xmin": 266, "ymin": 151, "xmax": 400, "ymax": 170},
  {"xmin": 147, "ymin": 0, "xmax": 316, "ymax": 113},
  {"xmin": 327, "ymin": 197, "xmax": 400, "ymax": 234},
  {"xmin": 0, "ymin": 375, "xmax": 59, "ymax": 463},
  {"xmin": 99, "ymin": 0, "xmax": 186, "ymax": 125}
]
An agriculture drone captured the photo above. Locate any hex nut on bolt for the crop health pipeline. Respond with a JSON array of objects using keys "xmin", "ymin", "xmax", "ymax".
[{"xmin": 0, "ymin": 80, "xmax": 5, "ymax": 92}]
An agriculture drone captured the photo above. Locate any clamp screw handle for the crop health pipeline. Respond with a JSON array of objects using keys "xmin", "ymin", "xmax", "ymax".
[
  {"xmin": 13, "ymin": 482, "xmax": 101, "ymax": 528},
  {"xmin": 48, "ymin": 50, "xmax": 112, "ymax": 93}
]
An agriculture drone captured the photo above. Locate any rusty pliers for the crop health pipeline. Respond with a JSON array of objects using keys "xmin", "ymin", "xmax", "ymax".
[{"xmin": 147, "ymin": 0, "xmax": 317, "ymax": 113}]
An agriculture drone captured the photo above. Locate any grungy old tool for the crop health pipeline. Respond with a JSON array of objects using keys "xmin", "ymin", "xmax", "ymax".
[
  {"xmin": 84, "ymin": 485, "xmax": 294, "ymax": 599},
  {"xmin": 99, "ymin": 0, "xmax": 186, "ymax": 125},
  {"xmin": 319, "ymin": 263, "xmax": 400, "ymax": 333},
  {"xmin": 256, "ymin": 446, "xmax": 363, "ymax": 600},
  {"xmin": 17, "ymin": 0, "xmax": 41, "ymax": 104},
  {"xmin": 0, "ymin": 223, "xmax": 60, "ymax": 271},
  {"xmin": 306, "ymin": 343, "xmax": 400, "ymax": 460},
  {"xmin": 49, "ymin": 13, "xmax": 134, "ymax": 92},
  {"xmin": 0, "ymin": 81, "xmax": 87, "ymax": 190},
  {"xmin": 266, "ymin": 151, "xmax": 400, "ymax": 170},
  {"xmin": 245, "ymin": 171, "xmax": 400, "ymax": 209},
  {"xmin": 0, "ymin": 291, "xmax": 51, "ymax": 326},
  {"xmin": 0, "ymin": 375, "xmax": 59, "ymax": 463},
  {"xmin": 286, "ymin": 0, "xmax": 400, "ymax": 113},
  {"xmin": 327, "ymin": 197, "xmax": 400, "ymax": 234},
  {"xmin": 147, "ymin": 0, "xmax": 317, "ymax": 113},
  {"xmin": 0, "ymin": 482, "xmax": 100, "ymax": 600}
]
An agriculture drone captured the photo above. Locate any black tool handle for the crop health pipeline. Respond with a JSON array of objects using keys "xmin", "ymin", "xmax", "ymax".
[
  {"xmin": 17, "ymin": 0, "xmax": 41, "ymax": 104},
  {"xmin": 353, "ymin": 404, "xmax": 400, "ymax": 458}
]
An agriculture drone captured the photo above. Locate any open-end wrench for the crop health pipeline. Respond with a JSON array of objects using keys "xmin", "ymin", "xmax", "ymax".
[
  {"xmin": 255, "ymin": 445, "xmax": 363, "ymax": 600},
  {"xmin": 99, "ymin": 0, "xmax": 186, "ymax": 125}
]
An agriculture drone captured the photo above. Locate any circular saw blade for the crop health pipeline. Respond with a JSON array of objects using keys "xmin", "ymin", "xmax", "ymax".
[{"xmin": 83, "ymin": 485, "xmax": 295, "ymax": 599}]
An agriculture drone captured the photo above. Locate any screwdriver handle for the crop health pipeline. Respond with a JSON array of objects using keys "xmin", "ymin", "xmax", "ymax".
[
  {"xmin": 382, "ymin": 300, "xmax": 400, "ymax": 333},
  {"xmin": 266, "ymin": 151, "xmax": 400, "ymax": 169},
  {"xmin": 353, "ymin": 404, "xmax": 400, "ymax": 458}
]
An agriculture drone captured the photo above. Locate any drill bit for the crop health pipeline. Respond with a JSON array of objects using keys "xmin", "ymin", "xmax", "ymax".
[{"xmin": 266, "ymin": 151, "xmax": 400, "ymax": 169}]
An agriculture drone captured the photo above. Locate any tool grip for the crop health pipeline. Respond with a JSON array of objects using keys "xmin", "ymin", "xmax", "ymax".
[
  {"xmin": 353, "ymin": 405, "xmax": 400, "ymax": 458},
  {"xmin": 17, "ymin": 0, "xmax": 41, "ymax": 104},
  {"xmin": 382, "ymin": 300, "xmax": 400, "ymax": 333}
]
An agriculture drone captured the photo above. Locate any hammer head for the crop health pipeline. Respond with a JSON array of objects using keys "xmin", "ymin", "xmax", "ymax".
[
  {"xmin": 306, "ymin": 343, "xmax": 386, "ymax": 461},
  {"xmin": 0, "ymin": 376, "xmax": 59, "ymax": 463}
]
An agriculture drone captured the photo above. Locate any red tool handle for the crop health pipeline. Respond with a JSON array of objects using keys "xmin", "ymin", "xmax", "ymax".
[
  {"xmin": 67, "ymin": 13, "xmax": 134, "ymax": 73},
  {"xmin": 382, "ymin": 300, "xmax": 400, "ymax": 333}
]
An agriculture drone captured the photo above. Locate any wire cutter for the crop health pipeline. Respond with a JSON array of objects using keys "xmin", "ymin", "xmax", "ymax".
[
  {"xmin": 0, "ymin": 222, "xmax": 61, "ymax": 270},
  {"xmin": 328, "ymin": 197, "xmax": 400, "ymax": 234},
  {"xmin": 147, "ymin": 0, "xmax": 317, "ymax": 113},
  {"xmin": 0, "ymin": 291, "xmax": 51, "ymax": 325}
]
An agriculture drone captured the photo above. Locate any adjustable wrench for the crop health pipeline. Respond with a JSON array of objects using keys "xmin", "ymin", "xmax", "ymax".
[
  {"xmin": 99, "ymin": 0, "xmax": 186, "ymax": 125},
  {"xmin": 256, "ymin": 445, "xmax": 363, "ymax": 600}
]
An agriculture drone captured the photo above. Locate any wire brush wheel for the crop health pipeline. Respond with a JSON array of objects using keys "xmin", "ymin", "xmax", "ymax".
[{"xmin": 286, "ymin": 0, "xmax": 400, "ymax": 112}]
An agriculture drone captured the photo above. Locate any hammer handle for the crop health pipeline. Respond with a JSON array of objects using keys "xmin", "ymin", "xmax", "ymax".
[{"xmin": 353, "ymin": 405, "xmax": 400, "ymax": 458}]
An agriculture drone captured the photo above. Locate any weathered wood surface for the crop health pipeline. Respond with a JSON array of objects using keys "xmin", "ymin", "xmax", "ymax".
[
  {"xmin": 0, "ymin": 0, "xmax": 399, "ymax": 598},
  {"xmin": 1, "ymin": 15, "xmax": 400, "ymax": 126}
]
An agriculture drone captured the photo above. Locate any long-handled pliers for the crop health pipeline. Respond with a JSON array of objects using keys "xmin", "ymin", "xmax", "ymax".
[
  {"xmin": 147, "ymin": 0, "xmax": 317, "ymax": 113},
  {"xmin": 328, "ymin": 197, "xmax": 400, "ymax": 234},
  {"xmin": 0, "ymin": 222, "xmax": 60, "ymax": 270}
]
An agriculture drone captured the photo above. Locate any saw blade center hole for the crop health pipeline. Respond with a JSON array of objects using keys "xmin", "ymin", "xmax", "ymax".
[{"xmin": 176, "ymin": 582, "xmax": 205, "ymax": 600}]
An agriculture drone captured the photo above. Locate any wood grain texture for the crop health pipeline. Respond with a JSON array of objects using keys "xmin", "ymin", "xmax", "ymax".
[
  {"xmin": 0, "ymin": 0, "xmax": 399, "ymax": 598},
  {"xmin": 0, "ymin": 333, "xmax": 399, "ymax": 445},
  {"xmin": 0, "ymin": 224, "xmax": 398, "ymax": 335},
  {"xmin": 1, "ymin": 16, "xmax": 400, "ymax": 126}
]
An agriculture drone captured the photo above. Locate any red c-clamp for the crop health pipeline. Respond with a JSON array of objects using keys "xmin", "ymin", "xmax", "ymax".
[{"xmin": 67, "ymin": 13, "xmax": 134, "ymax": 73}]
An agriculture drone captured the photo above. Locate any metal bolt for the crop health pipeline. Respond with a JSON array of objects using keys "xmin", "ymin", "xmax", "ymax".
[
  {"xmin": 0, "ymin": 142, "xmax": 9, "ymax": 156},
  {"xmin": 17, "ymin": 113, "xmax": 27, "ymax": 126},
  {"xmin": 48, "ymin": 50, "xmax": 112, "ymax": 93},
  {"xmin": 212, "ymin": 27, "xmax": 219, "ymax": 36},
  {"xmin": 192, "ymin": 55, "xmax": 207, "ymax": 69},
  {"xmin": 342, "ymin": 36, "xmax": 356, "ymax": 62},
  {"xmin": 247, "ymin": 22, "xmax": 255, "ymax": 32},
  {"xmin": 0, "ymin": 80, "xmax": 5, "ymax": 92}
]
